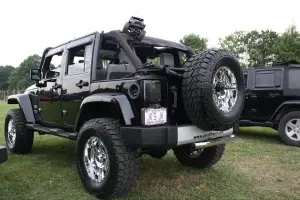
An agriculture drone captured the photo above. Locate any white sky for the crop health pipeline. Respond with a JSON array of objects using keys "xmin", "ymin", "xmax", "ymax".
[{"xmin": 0, "ymin": 0, "xmax": 299, "ymax": 66}]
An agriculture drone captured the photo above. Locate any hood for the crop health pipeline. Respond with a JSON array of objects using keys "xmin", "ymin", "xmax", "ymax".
[{"xmin": 25, "ymin": 84, "xmax": 38, "ymax": 92}]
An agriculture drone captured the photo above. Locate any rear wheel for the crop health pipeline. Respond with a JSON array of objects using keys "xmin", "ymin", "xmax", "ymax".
[
  {"xmin": 147, "ymin": 149, "xmax": 168, "ymax": 159},
  {"xmin": 278, "ymin": 111, "xmax": 300, "ymax": 147},
  {"xmin": 4, "ymin": 109, "xmax": 34, "ymax": 154},
  {"xmin": 76, "ymin": 118, "xmax": 140, "ymax": 199},
  {"xmin": 173, "ymin": 144, "xmax": 225, "ymax": 168},
  {"xmin": 182, "ymin": 49, "xmax": 245, "ymax": 131}
]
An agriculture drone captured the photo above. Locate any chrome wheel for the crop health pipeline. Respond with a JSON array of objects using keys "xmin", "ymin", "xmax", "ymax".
[
  {"xmin": 213, "ymin": 66, "xmax": 238, "ymax": 113},
  {"xmin": 189, "ymin": 149, "xmax": 204, "ymax": 158},
  {"xmin": 7, "ymin": 119, "xmax": 16, "ymax": 148},
  {"xmin": 285, "ymin": 118, "xmax": 300, "ymax": 141},
  {"xmin": 83, "ymin": 136, "xmax": 110, "ymax": 183}
]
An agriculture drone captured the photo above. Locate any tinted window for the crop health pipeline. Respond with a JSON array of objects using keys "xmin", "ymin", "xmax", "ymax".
[
  {"xmin": 42, "ymin": 52, "xmax": 63, "ymax": 79},
  {"xmin": 289, "ymin": 68, "xmax": 300, "ymax": 89},
  {"xmin": 254, "ymin": 69, "xmax": 282, "ymax": 88},
  {"xmin": 67, "ymin": 44, "xmax": 92, "ymax": 75}
]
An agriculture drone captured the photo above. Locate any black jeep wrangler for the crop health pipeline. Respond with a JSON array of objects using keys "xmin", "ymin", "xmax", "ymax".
[
  {"xmin": 4, "ymin": 17, "xmax": 245, "ymax": 198},
  {"xmin": 240, "ymin": 60, "xmax": 300, "ymax": 147},
  {"xmin": 0, "ymin": 146, "xmax": 7, "ymax": 165}
]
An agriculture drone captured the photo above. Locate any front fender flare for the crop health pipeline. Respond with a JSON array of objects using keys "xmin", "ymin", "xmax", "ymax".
[
  {"xmin": 7, "ymin": 94, "xmax": 35, "ymax": 122},
  {"xmin": 75, "ymin": 93, "xmax": 135, "ymax": 129}
]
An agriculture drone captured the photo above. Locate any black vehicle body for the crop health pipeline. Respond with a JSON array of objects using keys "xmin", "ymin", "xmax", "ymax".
[
  {"xmin": 5, "ymin": 17, "xmax": 244, "ymax": 198},
  {"xmin": 8, "ymin": 26, "xmax": 236, "ymax": 148},
  {"xmin": 0, "ymin": 146, "xmax": 7, "ymax": 165},
  {"xmin": 240, "ymin": 60, "xmax": 300, "ymax": 129}
]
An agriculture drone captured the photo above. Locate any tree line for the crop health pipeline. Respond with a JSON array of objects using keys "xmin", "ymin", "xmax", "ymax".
[{"xmin": 1, "ymin": 24, "xmax": 299, "ymax": 90}]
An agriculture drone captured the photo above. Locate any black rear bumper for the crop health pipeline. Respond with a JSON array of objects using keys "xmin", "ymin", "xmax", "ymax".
[
  {"xmin": 0, "ymin": 146, "xmax": 8, "ymax": 165},
  {"xmin": 120, "ymin": 125, "xmax": 178, "ymax": 148},
  {"xmin": 120, "ymin": 124, "xmax": 237, "ymax": 148}
]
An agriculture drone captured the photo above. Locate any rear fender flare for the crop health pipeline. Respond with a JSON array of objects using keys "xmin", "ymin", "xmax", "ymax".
[
  {"xmin": 270, "ymin": 100, "xmax": 300, "ymax": 121},
  {"xmin": 75, "ymin": 93, "xmax": 135, "ymax": 131},
  {"xmin": 7, "ymin": 94, "xmax": 35, "ymax": 122}
]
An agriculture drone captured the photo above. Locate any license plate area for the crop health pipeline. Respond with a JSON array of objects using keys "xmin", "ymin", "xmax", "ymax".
[{"xmin": 141, "ymin": 107, "xmax": 167, "ymax": 126}]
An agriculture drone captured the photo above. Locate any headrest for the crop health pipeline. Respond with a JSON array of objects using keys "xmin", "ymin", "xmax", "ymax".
[
  {"xmin": 106, "ymin": 64, "xmax": 128, "ymax": 73},
  {"xmin": 106, "ymin": 64, "xmax": 133, "ymax": 80},
  {"xmin": 160, "ymin": 53, "xmax": 174, "ymax": 66}
]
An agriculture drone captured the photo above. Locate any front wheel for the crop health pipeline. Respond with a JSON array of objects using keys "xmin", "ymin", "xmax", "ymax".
[
  {"xmin": 4, "ymin": 109, "xmax": 34, "ymax": 154},
  {"xmin": 76, "ymin": 118, "xmax": 140, "ymax": 199},
  {"xmin": 173, "ymin": 144, "xmax": 225, "ymax": 168}
]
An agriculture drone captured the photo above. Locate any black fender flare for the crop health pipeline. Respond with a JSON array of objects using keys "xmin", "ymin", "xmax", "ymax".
[
  {"xmin": 74, "ymin": 93, "xmax": 135, "ymax": 130},
  {"xmin": 7, "ymin": 94, "xmax": 35, "ymax": 122},
  {"xmin": 0, "ymin": 146, "xmax": 7, "ymax": 165},
  {"xmin": 270, "ymin": 100, "xmax": 300, "ymax": 121}
]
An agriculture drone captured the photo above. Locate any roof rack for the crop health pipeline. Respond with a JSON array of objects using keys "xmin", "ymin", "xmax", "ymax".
[{"xmin": 271, "ymin": 60, "xmax": 300, "ymax": 66}]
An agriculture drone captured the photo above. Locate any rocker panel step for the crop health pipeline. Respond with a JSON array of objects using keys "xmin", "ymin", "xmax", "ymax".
[{"xmin": 26, "ymin": 124, "xmax": 77, "ymax": 140}]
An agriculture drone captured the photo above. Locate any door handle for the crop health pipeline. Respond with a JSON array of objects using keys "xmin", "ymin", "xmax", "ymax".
[
  {"xmin": 52, "ymin": 83, "xmax": 62, "ymax": 90},
  {"xmin": 76, "ymin": 80, "xmax": 89, "ymax": 89}
]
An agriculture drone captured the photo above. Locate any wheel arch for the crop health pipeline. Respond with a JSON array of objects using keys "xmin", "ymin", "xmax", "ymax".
[
  {"xmin": 7, "ymin": 94, "xmax": 35, "ymax": 123},
  {"xmin": 74, "ymin": 93, "xmax": 135, "ymax": 132},
  {"xmin": 270, "ymin": 101, "xmax": 300, "ymax": 128}
]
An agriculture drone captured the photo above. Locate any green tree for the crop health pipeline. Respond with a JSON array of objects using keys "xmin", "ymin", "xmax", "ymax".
[
  {"xmin": 245, "ymin": 30, "xmax": 278, "ymax": 66},
  {"xmin": 219, "ymin": 30, "xmax": 279, "ymax": 67},
  {"xmin": 8, "ymin": 54, "xmax": 41, "ymax": 90},
  {"xmin": 0, "ymin": 65, "xmax": 15, "ymax": 90},
  {"xmin": 274, "ymin": 25, "xmax": 300, "ymax": 62},
  {"xmin": 219, "ymin": 31, "xmax": 247, "ymax": 66},
  {"xmin": 180, "ymin": 33, "xmax": 208, "ymax": 52}
]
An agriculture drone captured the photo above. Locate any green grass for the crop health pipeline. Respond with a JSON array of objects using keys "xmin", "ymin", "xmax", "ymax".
[{"xmin": 0, "ymin": 102, "xmax": 300, "ymax": 200}]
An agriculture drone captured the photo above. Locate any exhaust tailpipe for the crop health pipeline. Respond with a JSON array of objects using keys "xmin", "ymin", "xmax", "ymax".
[{"xmin": 194, "ymin": 134, "xmax": 236, "ymax": 149}]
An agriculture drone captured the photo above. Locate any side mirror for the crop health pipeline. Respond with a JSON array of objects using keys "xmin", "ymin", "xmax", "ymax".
[{"xmin": 30, "ymin": 69, "xmax": 41, "ymax": 81}]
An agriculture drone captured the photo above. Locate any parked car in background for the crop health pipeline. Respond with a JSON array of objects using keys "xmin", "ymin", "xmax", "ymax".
[{"xmin": 240, "ymin": 60, "xmax": 300, "ymax": 147}]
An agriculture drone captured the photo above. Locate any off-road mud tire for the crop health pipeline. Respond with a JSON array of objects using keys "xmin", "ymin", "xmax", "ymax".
[
  {"xmin": 4, "ymin": 109, "xmax": 34, "ymax": 154},
  {"xmin": 76, "ymin": 118, "xmax": 140, "ymax": 199},
  {"xmin": 173, "ymin": 144, "xmax": 225, "ymax": 168},
  {"xmin": 182, "ymin": 49, "xmax": 245, "ymax": 131},
  {"xmin": 147, "ymin": 149, "xmax": 168, "ymax": 159},
  {"xmin": 278, "ymin": 111, "xmax": 300, "ymax": 147}
]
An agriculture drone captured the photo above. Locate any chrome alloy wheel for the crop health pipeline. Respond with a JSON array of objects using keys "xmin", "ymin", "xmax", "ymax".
[
  {"xmin": 7, "ymin": 119, "xmax": 16, "ymax": 148},
  {"xmin": 285, "ymin": 118, "xmax": 300, "ymax": 141},
  {"xmin": 83, "ymin": 136, "xmax": 110, "ymax": 183},
  {"xmin": 213, "ymin": 66, "xmax": 238, "ymax": 113}
]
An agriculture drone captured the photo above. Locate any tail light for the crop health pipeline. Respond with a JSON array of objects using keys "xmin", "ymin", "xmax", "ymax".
[{"xmin": 143, "ymin": 80, "xmax": 161, "ymax": 105}]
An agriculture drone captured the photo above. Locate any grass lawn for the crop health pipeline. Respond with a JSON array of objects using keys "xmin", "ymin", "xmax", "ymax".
[{"xmin": 0, "ymin": 102, "xmax": 300, "ymax": 200}]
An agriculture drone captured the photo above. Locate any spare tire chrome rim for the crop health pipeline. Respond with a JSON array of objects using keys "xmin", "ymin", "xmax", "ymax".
[
  {"xmin": 7, "ymin": 119, "xmax": 16, "ymax": 147},
  {"xmin": 83, "ymin": 136, "xmax": 110, "ymax": 183},
  {"xmin": 213, "ymin": 66, "xmax": 238, "ymax": 113},
  {"xmin": 285, "ymin": 118, "xmax": 300, "ymax": 141}
]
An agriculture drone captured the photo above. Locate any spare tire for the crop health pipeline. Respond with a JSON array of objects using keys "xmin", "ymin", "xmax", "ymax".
[{"xmin": 182, "ymin": 49, "xmax": 245, "ymax": 131}]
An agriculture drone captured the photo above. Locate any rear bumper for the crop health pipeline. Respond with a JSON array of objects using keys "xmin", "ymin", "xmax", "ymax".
[
  {"xmin": 0, "ymin": 146, "xmax": 8, "ymax": 165},
  {"xmin": 120, "ymin": 124, "xmax": 237, "ymax": 148}
]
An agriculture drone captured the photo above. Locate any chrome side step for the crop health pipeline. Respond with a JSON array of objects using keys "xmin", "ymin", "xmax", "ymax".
[{"xmin": 194, "ymin": 134, "xmax": 236, "ymax": 149}]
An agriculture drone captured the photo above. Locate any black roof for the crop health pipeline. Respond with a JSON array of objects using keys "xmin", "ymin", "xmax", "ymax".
[
  {"xmin": 271, "ymin": 60, "xmax": 300, "ymax": 66},
  {"xmin": 139, "ymin": 36, "xmax": 193, "ymax": 52}
]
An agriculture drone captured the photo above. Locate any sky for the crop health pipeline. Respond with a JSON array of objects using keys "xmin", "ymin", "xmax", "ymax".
[{"xmin": 0, "ymin": 0, "xmax": 299, "ymax": 67}]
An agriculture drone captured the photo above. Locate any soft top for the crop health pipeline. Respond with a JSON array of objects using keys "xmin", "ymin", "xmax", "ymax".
[{"xmin": 137, "ymin": 36, "xmax": 194, "ymax": 53}]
